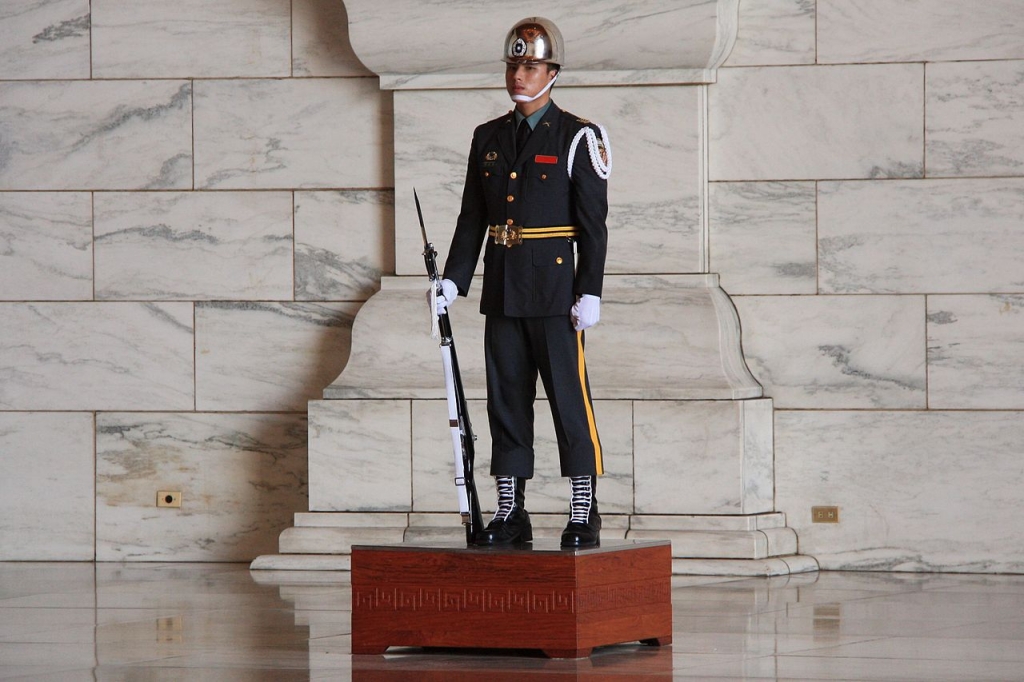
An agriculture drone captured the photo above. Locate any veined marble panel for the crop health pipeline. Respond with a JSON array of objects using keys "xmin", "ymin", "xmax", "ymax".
[
  {"xmin": 928, "ymin": 295, "xmax": 1024, "ymax": 409},
  {"xmin": 710, "ymin": 65, "xmax": 924, "ymax": 181},
  {"xmin": 94, "ymin": 192, "xmax": 293, "ymax": 300},
  {"xmin": 776, "ymin": 410, "xmax": 1024, "ymax": 573},
  {"xmin": 733, "ymin": 296, "xmax": 926, "ymax": 409},
  {"xmin": 91, "ymin": 0, "xmax": 289, "ymax": 78},
  {"xmin": 96, "ymin": 412, "xmax": 307, "ymax": 561},
  {"xmin": 818, "ymin": 0, "xmax": 1024, "ymax": 64},
  {"xmin": 0, "ymin": 192, "xmax": 92, "ymax": 300},
  {"xmin": 0, "ymin": 412, "xmax": 94, "ymax": 560},
  {"xmin": 94, "ymin": 189, "xmax": 294, "ymax": 299},
  {"xmin": 345, "ymin": 0, "xmax": 726, "ymax": 87},
  {"xmin": 292, "ymin": 0, "xmax": 373, "ymax": 77},
  {"xmin": 411, "ymin": 399, "xmax": 633, "ymax": 516},
  {"xmin": 709, "ymin": 181, "xmax": 817, "ymax": 294},
  {"xmin": 0, "ymin": 80, "xmax": 192, "ymax": 191},
  {"xmin": 634, "ymin": 400, "xmax": 774, "ymax": 516},
  {"xmin": 392, "ymin": 89, "xmax": 507, "ymax": 277},
  {"xmin": 308, "ymin": 400, "xmax": 411, "ymax": 512},
  {"xmin": 818, "ymin": 179, "xmax": 1024, "ymax": 294},
  {"xmin": 927, "ymin": 60, "xmax": 1024, "ymax": 178},
  {"xmin": 393, "ymin": 87, "xmax": 702, "ymax": 276},
  {"xmin": 327, "ymin": 275, "xmax": 761, "ymax": 400},
  {"xmin": 195, "ymin": 302, "xmax": 358, "ymax": 411},
  {"xmin": 560, "ymin": 87, "xmax": 703, "ymax": 274},
  {"xmin": 295, "ymin": 190, "xmax": 394, "ymax": 301},
  {"xmin": 194, "ymin": 78, "xmax": 391, "ymax": 190},
  {"xmin": 0, "ymin": 0, "xmax": 90, "ymax": 79},
  {"xmin": 724, "ymin": 0, "xmax": 816, "ymax": 67},
  {"xmin": 0, "ymin": 302, "xmax": 194, "ymax": 410}
]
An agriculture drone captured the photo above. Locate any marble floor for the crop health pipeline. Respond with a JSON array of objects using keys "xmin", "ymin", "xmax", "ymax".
[{"xmin": 2, "ymin": 564, "xmax": 1024, "ymax": 680}]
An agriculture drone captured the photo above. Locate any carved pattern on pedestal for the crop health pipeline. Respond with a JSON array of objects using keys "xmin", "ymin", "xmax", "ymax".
[{"xmin": 353, "ymin": 581, "xmax": 670, "ymax": 614}]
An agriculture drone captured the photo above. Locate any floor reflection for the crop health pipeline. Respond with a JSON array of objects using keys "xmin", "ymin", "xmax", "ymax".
[
  {"xmin": 4, "ymin": 563, "xmax": 1024, "ymax": 679},
  {"xmin": 351, "ymin": 645, "xmax": 673, "ymax": 680}
]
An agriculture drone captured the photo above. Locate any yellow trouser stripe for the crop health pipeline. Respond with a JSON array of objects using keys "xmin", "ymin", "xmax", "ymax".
[{"xmin": 576, "ymin": 331, "xmax": 603, "ymax": 475}]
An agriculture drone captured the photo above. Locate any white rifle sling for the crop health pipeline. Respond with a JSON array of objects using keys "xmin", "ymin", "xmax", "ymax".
[{"xmin": 440, "ymin": 345, "xmax": 471, "ymax": 516}]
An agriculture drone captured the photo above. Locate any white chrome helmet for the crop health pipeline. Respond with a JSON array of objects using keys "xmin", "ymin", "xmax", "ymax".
[{"xmin": 502, "ymin": 17, "xmax": 564, "ymax": 67}]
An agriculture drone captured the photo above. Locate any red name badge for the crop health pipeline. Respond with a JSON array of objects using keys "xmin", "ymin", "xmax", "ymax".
[{"xmin": 534, "ymin": 155, "xmax": 558, "ymax": 164}]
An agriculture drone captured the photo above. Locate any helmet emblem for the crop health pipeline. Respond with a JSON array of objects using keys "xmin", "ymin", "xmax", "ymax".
[{"xmin": 511, "ymin": 38, "xmax": 528, "ymax": 58}]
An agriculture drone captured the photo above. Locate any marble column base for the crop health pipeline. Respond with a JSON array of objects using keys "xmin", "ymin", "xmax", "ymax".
[
  {"xmin": 252, "ymin": 512, "xmax": 817, "ymax": 576},
  {"xmin": 251, "ymin": 272, "xmax": 815, "ymax": 576}
]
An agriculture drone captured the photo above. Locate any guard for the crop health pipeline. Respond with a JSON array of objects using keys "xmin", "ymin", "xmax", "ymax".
[{"xmin": 432, "ymin": 17, "xmax": 612, "ymax": 548}]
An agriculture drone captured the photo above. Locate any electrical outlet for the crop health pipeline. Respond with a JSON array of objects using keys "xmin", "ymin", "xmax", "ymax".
[
  {"xmin": 812, "ymin": 506, "xmax": 839, "ymax": 523},
  {"xmin": 157, "ymin": 491, "xmax": 182, "ymax": 508}
]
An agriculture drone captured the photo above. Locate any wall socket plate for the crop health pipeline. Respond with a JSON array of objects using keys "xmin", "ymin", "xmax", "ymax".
[
  {"xmin": 812, "ymin": 506, "xmax": 839, "ymax": 523},
  {"xmin": 157, "ymin": 491, "xmax": 182, "ymax": 508}
]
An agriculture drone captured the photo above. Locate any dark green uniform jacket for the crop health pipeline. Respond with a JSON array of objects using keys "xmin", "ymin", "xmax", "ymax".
[{"xmin": 443, "ymin": 101, "xmax": 609, "ymax": 318}]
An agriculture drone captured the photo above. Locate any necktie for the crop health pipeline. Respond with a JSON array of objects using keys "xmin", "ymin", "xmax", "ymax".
[{"xmin": 516, "ymin": 119, "xmax": 531, "ymax": 155}]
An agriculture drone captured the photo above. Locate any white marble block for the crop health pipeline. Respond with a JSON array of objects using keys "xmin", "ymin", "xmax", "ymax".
[
  {"xmin": 392, "ymin": 86, "xmax": 702, "ymax": 276},
  {"xmin": 709, "ymin": 64, "xmax": 924, "ymax": 181},
  {"xmin": 94, "ymin": 192, "xmax": 294, "ymax": 300},
  {"xmin": 927, "ymin": 60, "xmax": 1024, "ymax": 178},
  {"xmin": 633, "ymin": 399, "xmax": 774, "ymax": 515},
  {"xmin": 295, "ymin": 190, "xmax": 395, "ymax": 301},
  {"xmin": 195, "ymin": 302, "xmax": 358, "ymax": 412},
  {"xmin": 326, "ymin": 275, "xmax": 761, "ymax": 401},
  {"xmin": 709, "ymin": 182, "xmax": 817, "ymax": 295},
  {"xmin": 0, "ymin": 80, "xmax": 192, "ymax": 190},
  {"xmin": 724, "ymin": 0, "xmax": 817, "ymax": 67},
  {"xmin": 91, "ymin": 0, "xmax": 290, "ymax": 78},
  {"xmin": 0, "ymin": 302, "xmax": 194, "ymax": 410},
  {"xmin": 928, "ymin": 295, "xmax": 1024, "ymax": 409},
  {"xmin": 308, "ymin": 400, "xmax": 411, "ymax": 512},
  {"xmin": 345, "ymin": 0, "xmax": 730, "ymax": 88},
  {"xmin": 292, "ymin": 0, "xmax": 374, "ymax": 77},
  {"xmin": 0, "ymin": 412, "xmax": 94, "ymax": 560},
  {"xmin": 818, "ymin": 179, "xmax": 1024, "ymax": 294},
  {"xmin": 776, "ymin": 410, "xmax": 1024, "ymax": 573},
  {"xmin": 193, "ymin": 78, "xmax": 391, "ymax": 190},
  {"xmin": 96, "ymin": 412, "xmax": 307, "ymax": 561},
  {"xmin": 817, "ymin": 0, "xmax": 1024, "ymax": 64},
  {"xmin": 734, "ymin": 295, "xmax": 926, "ymax": 409},
  {"xmin": 0, "ymin": 192, "xmax": 92, "ymax": 300},
  {"xmin": 0, "ymin": 0, "xmax": 90, "ymax": 79},
  {"xmin": 411, "ymin": 399, "xmax": 634, "ymax": 515}
]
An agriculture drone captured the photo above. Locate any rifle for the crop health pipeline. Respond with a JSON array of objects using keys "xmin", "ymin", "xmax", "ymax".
[{"xmin": 415, "ymin": 189, "xmax": 485, "ymax": 544}]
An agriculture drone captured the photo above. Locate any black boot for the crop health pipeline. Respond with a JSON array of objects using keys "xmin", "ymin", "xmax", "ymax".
[
  {"xmin": 561, "ymin": 475, "xmax": 601, "ymax": 548},
  {"xmin": 474, "ymin": 476, "xmax": 532, "ymax": 546}
]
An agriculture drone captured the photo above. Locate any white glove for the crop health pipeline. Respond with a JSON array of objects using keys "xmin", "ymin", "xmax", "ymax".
[
  {"xmin": 571, "ymin": 294, "xmax": 601, "ymax": 331},
  {"xmin": 432, "ymin": 279, "xmax": 459, "ymax": 315}
]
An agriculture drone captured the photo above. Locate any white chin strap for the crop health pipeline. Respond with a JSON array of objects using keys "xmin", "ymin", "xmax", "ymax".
[{"xmin": 511, "ymin": 71, "xmax": 558, "ymax": 103}]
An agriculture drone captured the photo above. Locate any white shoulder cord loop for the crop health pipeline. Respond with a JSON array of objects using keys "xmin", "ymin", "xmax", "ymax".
[{"xmin": 567, "ymin": 124, "xmax": 612, "ymax": 180}]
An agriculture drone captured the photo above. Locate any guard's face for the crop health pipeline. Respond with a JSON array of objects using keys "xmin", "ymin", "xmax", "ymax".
[{"xmin": 505, "ymin": 62, "xmax": 555, "ymax": 99}]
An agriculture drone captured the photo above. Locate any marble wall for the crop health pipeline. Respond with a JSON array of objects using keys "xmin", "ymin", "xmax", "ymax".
[
  {"xmin": 0, "ymin": 0, "xmax": 385, "ymax": 560},
  {"xmin": 714, "ymin": 0, "xmax": 1024, "ymax": 572},
  {"xmin": 3, "ymin": 0, "xmax": 1024, "ymax": 571}
]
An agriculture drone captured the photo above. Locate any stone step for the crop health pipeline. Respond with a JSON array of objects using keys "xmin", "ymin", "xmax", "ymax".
[
  {"xmin": 629, "ymin": 527, "xmax": 798, "ymax": 560},
  {"xmin": 671, "ymin": 555, "xmax": 820, "ymax": 577},
  {"xmin": 278, "ymin": 526, "xmax": 405, "ymax": 554}
]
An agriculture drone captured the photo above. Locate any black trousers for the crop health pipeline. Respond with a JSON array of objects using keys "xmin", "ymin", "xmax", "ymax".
[{"xmin": 484, "ymin": 314, "xmax": 603, "ymax": 478}]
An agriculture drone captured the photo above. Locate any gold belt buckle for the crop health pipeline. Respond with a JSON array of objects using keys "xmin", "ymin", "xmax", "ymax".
[{"xmin": 494, "ymin": 224, "xmax": 523, "ymax": 247}]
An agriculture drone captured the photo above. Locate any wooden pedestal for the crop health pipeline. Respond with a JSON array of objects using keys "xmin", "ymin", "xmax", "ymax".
[{"xmin": 351, "ymin": 539, "xmax": 672, "ymax": 659}]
